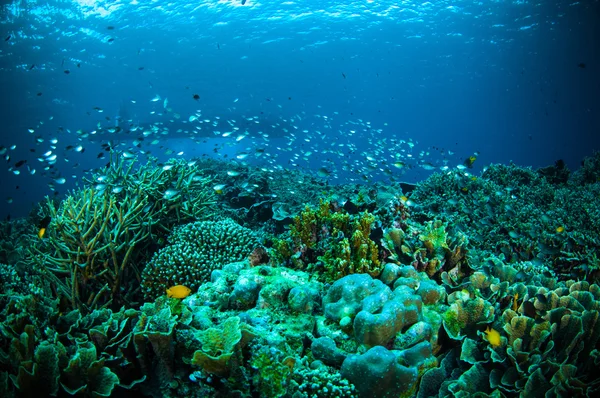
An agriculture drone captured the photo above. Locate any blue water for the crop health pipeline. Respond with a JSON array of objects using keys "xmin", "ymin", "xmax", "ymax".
[{"xmin": 1, "ymin": 0, "xmax": 598, "ymax": 219}]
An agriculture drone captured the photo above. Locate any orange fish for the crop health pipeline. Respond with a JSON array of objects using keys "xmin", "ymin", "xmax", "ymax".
[
  {"xmin": 166, "ymin": 285, "xmax": 192, "ymax": 299},
  {"xmin": 512, "ymin": 293, "xmax": 519, "ymax": 312}
]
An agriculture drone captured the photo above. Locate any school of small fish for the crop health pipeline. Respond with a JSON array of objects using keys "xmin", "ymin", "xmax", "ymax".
[{"xmin": 2, "ymin": 91, "xmax": 482, "ymax": 205}]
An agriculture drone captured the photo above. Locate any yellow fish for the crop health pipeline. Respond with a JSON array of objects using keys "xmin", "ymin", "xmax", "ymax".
[
  {"xmin": 556, "ymin": 226, "xmax": 565, "ymax": 233},
  {"xmin": 464, "ymin": 155, "xmax": 477, "ymax": 168},
  {"xmin": 484, "ymin": 327, "xmax": 502, "ymax": 348},
  {"xmin": 38, "ymin": 216, "xmax": 51, "ymax": 239},
  {"xmin": 166, "ymin": 285, "xmax": 192, "ymax": 299}
]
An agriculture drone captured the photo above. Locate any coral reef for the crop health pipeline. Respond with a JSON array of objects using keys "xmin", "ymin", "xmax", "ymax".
[
  {"xmin": 2, "ymin": 155, "xmax": 600, "ymax": 398},
  {"xmin": 283, "ymin": 199, "xmax": 384, "ymax": 281},
  {"xmin": 141, "ymin": 219, "xmax": 259, "ymax": 300},
  {"xmin": 28, "ymin": 155, "xmax": 218, "ymax": 313}
]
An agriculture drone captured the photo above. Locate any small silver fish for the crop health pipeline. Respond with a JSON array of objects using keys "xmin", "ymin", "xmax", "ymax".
[{"xmin": 163, "ymin": 188, "xmax": 180, "ymax": 200}]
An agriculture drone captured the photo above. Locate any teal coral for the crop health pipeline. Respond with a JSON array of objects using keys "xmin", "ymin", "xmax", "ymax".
[
  {"xmin": 141, "ymin": 219, "xmax": 259, "ymax": 299},
  {"xmin": 290, "ymin": 361, "xmax": 356, "ymax": 397},
  {"xmin": 340, "ymin": 343, "xmax": 436, "ymax": 398},
  {"xmin": 2, "ymin": 157, "xmax": 600, "ymax": 397},
  {"xmin": 323, "ymin": 272, "xmax": 443, "ymax": 349},
  {"xmin": 190, "ymin": 315, "xmax": 256, "ymax": 378}
]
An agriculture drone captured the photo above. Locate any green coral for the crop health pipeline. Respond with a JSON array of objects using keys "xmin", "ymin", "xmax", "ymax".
[
  {"xmin": 0, "ymin": 317, "xmax": 123, "ymax": 398},
  {"xmin": 141, "ymin": 219, "xmax": 259, "ymax": 299},
  {"xmin": 191, "ymin": 316, "xmax": 254, "ymax": 377},
  {"xmin": 409, "ymin": 162, "xmax": 600, "ymax": 281},
  {"xmin": 133, "ymin": 298, "xmax": 181, "ymax": 385},
  {"xmin": 290, "ymin": 204, "xmax": 319, "ymax": 249},
  {"xmin": 27, "ymin": 154, "xmax": 218, "ymax": 313},
  {"xmin": 250, "ymin": 346, "xmax": 293, "ymax": 397},
  {"xmin": 288, "ymin": 198, "xmax": 383, "ymax": 281},
  {"xmin": 61, "ymin": 342, "xmax": 120, "ymax": 397},
  {"xmin": 419, "ymin": 220, "xmax": 449, "ymax": 256},
  {"xmin": 270, "ymin": 237, "xmax": 293, "ymax": 264},
  {"xmin": 442, "ymin": 296, "xmax": 495, "ymax": 340}
]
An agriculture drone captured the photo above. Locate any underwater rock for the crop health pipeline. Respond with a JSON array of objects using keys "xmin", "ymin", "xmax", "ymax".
[
  {"xmin": 311, "ymin": 336, "xmax": 347, "ymax": 367},
  {"xmin": 340, "ymin": 346, "xmax": 419, "ymax": 398},
  {"xmin": 288, "ymin": 285, "xmax": 320, "ymax": 314},
  {"xmin": 379, "ymin": 262, "xmax": 402, "ymax": 285},
  {"xmin": 322, "ymin": 274, "xmax": 392, "ymax": 322}
]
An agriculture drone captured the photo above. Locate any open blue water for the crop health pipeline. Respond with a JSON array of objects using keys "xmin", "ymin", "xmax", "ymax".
[{"xmin": 1, "ymin": 0, "xmax": 598, "ymax": 219}]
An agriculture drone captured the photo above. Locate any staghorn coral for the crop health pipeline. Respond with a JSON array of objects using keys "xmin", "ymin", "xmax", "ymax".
[
  {"xmin": 84, "ymin": 154, "xmax": 218, "ymax": 228},
  {"xmin": 29, "ymin": 153, "xmax": 218, "ymax": 313},
  {"xmin": 141, "ymin": 219, "xmax": 259, "ymax": 300},
  {"xmin": 32, "ymin": 188, "xmax": 153, "ymax": 313}
]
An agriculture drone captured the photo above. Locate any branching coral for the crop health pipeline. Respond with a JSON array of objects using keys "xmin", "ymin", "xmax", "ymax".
[
  {"xmin": 29, "ymin": 154, "xmax": 218, "ymax": 313},
  {"xmin": 32, "ymin": 188, "xmax": 152, "ymax": 313}
]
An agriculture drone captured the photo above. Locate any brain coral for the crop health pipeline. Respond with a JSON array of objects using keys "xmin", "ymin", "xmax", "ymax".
[{"xmin": 141, "ymin": 219, "xmax": 259, "ymax": 299}]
